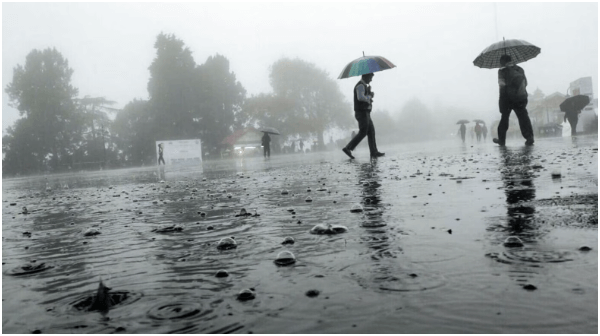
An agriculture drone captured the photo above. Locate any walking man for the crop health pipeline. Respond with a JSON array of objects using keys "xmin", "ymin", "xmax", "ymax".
[
  {"xmin": 261, "ymin": 132, "xmax": 271, "ymax": 158},
  {"xmin": 458, "ymin": 123, "xmax": 466, "ymax": 143},
  {"xmin": 564, "ymin": 110, "xmax": 581, "ymax": 136},
  {"xmin": 157, "ymin": 143, "xmax": 165, "ymax": 165},
  {"xmin": 342, "ymin": 73, "xmax": 384, "ymax": 159},
  {"xmin": 493, "ymin": 54, "xmax": 534, "ymax": 146},
  {"xmin": 475, "ymin": 122, "xmax": 482, "ymax": 142}
]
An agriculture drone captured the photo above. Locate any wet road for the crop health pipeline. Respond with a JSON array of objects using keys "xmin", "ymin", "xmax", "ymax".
[{"xmin": 2, "ymin": 135, "xmax": 597, "ymax": 333}]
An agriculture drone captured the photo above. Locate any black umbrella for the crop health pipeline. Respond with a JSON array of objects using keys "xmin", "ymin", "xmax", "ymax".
[
  {"xmin": 473, "ymin": 119, "xmax": 485, "ymax": 124},
  {"xmin": 456, "ymin": 120, "xmax": 470, "ymax": 124},
  {"xmin": 260, "ymin": 127, "xmax": 280, "ymax": 135},
  {"xmin": 473, "ymin": 38, "xmax": 541, "ymax": 69},
  {"xmin": 559, "ymin": 95, "xmax": 590, "ymax": 113}
]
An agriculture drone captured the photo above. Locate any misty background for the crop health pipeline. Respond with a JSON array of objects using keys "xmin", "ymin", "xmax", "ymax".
[{"xmin": 2, "ymin": 2, "xmax": 598, "ymax": 173}]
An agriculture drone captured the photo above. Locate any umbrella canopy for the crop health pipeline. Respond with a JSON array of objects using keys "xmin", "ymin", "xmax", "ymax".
[
  {"xmin": 338, "ymin": 54, "xmax": 396, "ymax": 79},
  {"xmin": 559, "ymin": 95, "xmax": 590, "ymax": 113},
  {"xmin": 457, "ymin": 120, "xmax": 470, "ymax": 124},
  {"xmin": 260, "ymin": 127, "xmax": 280, "ymax": 135},
  {"xmin": 473, "ymin": 38, "xmax": 541, "ymax": 69},
  {"xmin": 473, "ymin": 119, "xmax": 485, "ymax": 124}
]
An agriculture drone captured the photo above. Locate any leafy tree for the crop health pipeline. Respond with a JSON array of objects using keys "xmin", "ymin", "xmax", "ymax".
[
  {"xmin": 147, "ymin": 33, "xmax": 197, "ymax": 140},
  {"xmin": 2, "ymin": 118, "xmax": 43, "ymax": 176},
  {"xmin": 241, "ymin": 93, "xmax": 294, "ymax": 132},
  {"xmin": 268, "ymin": 58, "xmax": 352, "ymax": 148},
  {"xmin": 5, "ymin": 47, "xmax": 80, "ymax": 171},
  {"xmin": 194, "ymin": 54, "xmax": 246, "ymax": 153},
  {"xmin": 75, "ymin": 96, "xmax": 119, "ymax": 167},
  {"xmin": 111, "ymin": 99, "xmax": 155, "ymax": 166}
]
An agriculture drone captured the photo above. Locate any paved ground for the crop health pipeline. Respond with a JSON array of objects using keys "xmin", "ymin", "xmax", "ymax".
[{"xmin": 2, "ymin": 134, "xmax": 597, "ymax": 333}]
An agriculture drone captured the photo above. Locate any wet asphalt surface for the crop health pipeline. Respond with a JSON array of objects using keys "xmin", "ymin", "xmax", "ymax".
[{"xmin": 2, "ymin": 135, "xmax": 597, "ymax": 333}]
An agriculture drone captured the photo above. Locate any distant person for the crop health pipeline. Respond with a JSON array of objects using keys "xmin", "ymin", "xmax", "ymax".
[
  {"xmin": 291, "ymin": 140, "xmax": 296, "ymax": 153},
  {"xmin": 482, "ymin": 123, "xmax": 488, "ymax": 140},
  {"xmin": 299, "ymin": 140, "xmax": 304, "ymax": 153},
  {"xmin": 261, "ymin": 132, "xmax": 271, "ymax": 158},
  {"xmin": 157, "ymin": 143, "xmax": 165, "ymax": 165},
  {"xmin": 475, "ymin": 122, "xmax": 483, "ymax": 142},
  {"xmin": 458, "ymin": 123, "xmax": 466, "ymax": 142},
  {"xmin": 564, "ymin": 110, "xmax": 581, "ymax": 136},
  {"xmin": 342, "ymin": 73, "xmax": 384, "ymax": 159},
  {"xmin": 493, "ymin": 54, "xmax": 534, "ymax": 146}
]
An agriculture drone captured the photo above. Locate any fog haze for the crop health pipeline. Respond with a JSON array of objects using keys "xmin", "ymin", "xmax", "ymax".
[{"xmin": 3, "ymin": 2, "xmax": 598, "ymax": 133}]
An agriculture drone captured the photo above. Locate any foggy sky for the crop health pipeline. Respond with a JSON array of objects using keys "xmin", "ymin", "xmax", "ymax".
[{"xmin": 2, "ymin": 2, "xmax": 598, "ymax": 134}]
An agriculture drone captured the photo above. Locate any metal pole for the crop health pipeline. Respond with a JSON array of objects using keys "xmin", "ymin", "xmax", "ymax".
[{"xmin": 494, "ymin": 3, "xmax": 499, "ymax": 41}]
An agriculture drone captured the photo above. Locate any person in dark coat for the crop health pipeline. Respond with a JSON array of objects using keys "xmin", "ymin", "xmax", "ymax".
[
  {"xmin": 342, "ymin": 73, "xmax": 384, "ymax": 159},
  {"xmin": 458, "ymin": 123, "xmax": 466, "ymax": 142},
  {"xmin": 157, "ymin": 143, "xmax": 165, "ymax": 165},
  {"xmin": 493, "ymin": 54, "xmax": 534, "ymax": 146},
  {"xmin": 474, "ymin": 122, "xmax": 482, "ymax": 142},
  {"xmin": 564, "ymin": 110, "xmax": 581, "ymax": 136},
  {"xmin": 261, "ymin": 132, "xmax": 271, "ymax": 158}
]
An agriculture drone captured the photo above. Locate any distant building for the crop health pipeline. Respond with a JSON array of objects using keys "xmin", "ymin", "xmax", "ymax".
[
  {"xmin": 528, "ymin": 89, "xmax": 565, "ymax": 137},
  {"xmin": 569, "ymin": 76, "xmax": 597, "ymax": 133}
]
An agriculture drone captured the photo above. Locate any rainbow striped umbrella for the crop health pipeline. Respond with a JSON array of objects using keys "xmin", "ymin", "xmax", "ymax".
[{"xmin": 337, "ymin": 54, "xmax": 396, "ymax": 79}]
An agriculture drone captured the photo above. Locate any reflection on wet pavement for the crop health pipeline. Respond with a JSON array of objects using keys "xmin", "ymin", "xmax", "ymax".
[{"xmin": 2, "ymin": 136, "xmax": 597, "ymax": 333}]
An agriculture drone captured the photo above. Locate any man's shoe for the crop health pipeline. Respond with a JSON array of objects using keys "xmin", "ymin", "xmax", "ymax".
[
  {"xmin": 371, "ymin": 152, "xmax": 385, "ymax": 158},
  {"xmin": 342, "ymin": 147, "xmax": 354, "ymax": 159},
  {"xmin": 525, "ymin": 137, "xmax": 534, "ymax": 146},
  {"xmin": 492, "ymin": 138, "xmax": 505, "ymax": 146}
]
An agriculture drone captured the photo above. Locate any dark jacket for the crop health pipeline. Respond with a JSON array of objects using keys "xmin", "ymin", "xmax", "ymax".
[
  {"xmin": 261, "ymin": 133, "xmax": 271, "ymax": 146},
  {"xmin": 354, "ymin": 80, "xmax": 372, "ymax": 112},
  {"xmin": 499, "ymin": 65, "xmax": 527, "ymax": 102}
]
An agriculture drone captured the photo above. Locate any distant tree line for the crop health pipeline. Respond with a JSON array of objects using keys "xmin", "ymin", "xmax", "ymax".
[
  {"xmin": 3, "ymin": 33, "xmax": 354, "ymax": 177},
  {"xmin": 3, "ymin": 32, "xmax": 459, "ymax": 178}
]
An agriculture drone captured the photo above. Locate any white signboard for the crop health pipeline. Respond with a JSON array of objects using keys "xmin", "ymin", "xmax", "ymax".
[{"xmin": 155, "ymin": 139, "xmax": 202, "ymax": 166}]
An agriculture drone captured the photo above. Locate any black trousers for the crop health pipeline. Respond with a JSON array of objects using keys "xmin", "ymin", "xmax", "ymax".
[
  {"xmin": 346, "ymin": 110, "xmax": 378, "ymax": 154},
  {"xmin": 158, "ymin": 155, "xmax": 165, "ymax": 165},
  {"xmin": 565, "ymin": 113, "xmax": 579, "ymax": 135},
  {"xmin": 498, "ymin": 98, "xmax": 534, "ymax": 143},
  {"xmin": 263, "ymin": 145, "xmax": 270, "ymax": 157}
]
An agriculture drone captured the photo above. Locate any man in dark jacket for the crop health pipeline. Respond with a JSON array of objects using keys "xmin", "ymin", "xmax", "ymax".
[
  {"xmin": 261, "ymin": 132, "xmax": 271, "ymax": 158},
  {"xmin": 493, "ymin": 55, "xmax": 534, "ymax": 146},
  {"xmin": 342, "ymin": 73, "xmax": 384, "ymax": 159},
  {"xmin": 458, "ymin": 123, "xmax": 466, "ymax": 142},
  {"xmin": 158, "ymin": 143, "xmax": 165, "ymax": 165},
  {"xmin": 564, "ymin": 110, "xmax": 581, "ymax": 136}
]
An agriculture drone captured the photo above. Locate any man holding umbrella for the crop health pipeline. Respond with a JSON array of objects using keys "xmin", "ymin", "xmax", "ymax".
[
  {"xmin": 342, "ymin": 73, "xmax": 385, "ymax": 159},
  {"xmin": 473, "ymin": 38, "xmax": 540, "ymax": 146},
  {"xmin": 338, "ymin": 53, "xmax": 395, "ymax": 159},
  {"xmin": 261, "ymin": 132, "xmax": 271, "ymax": 158},
  {"xmin": 494, "ymin": 55, "xmax": 534, "ymax": 146},
  {"xmin": 560, "ymin": 94, "xmax": 590, "ymax": 136}
]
